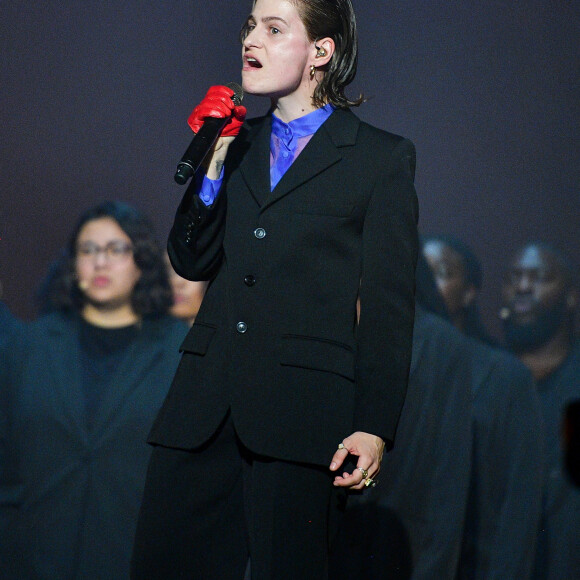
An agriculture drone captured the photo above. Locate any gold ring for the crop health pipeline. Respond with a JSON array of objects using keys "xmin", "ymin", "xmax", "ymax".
[
  {"xmin": 357, "ymin": 467, "xmax": 369, "ymax": 479},
  {"xmin": 364, "ymin": 478, "xmax": 377, "ymax": 488},
  {"xmin": 338, "ymin": 443, "xmax": 345, "ymax": 450}
]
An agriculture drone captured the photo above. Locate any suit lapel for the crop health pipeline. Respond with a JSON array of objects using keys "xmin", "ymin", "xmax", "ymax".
[
  {"xmin": 264, "ymin": 109, "xmax": 359, "ymax": 211},
  {"xmin": 238, "ymin": 117, "xmax": 272, "ymax": 207},
  {"xmin": 237, "ymin": 108, "xmax": 360, "ymax": 211},
  {"xmin": 46, "ymin": 316, "xmax": 88, "ymax": 439}
]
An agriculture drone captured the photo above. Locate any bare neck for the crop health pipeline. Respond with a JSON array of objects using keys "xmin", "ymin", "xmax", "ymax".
[{"xmin": 272, "ymin": 95, "xmax": 318, "ymax": 124}]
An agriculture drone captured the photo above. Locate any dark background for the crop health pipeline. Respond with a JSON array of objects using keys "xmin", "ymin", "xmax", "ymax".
[{"xmin": 1, "ymin": 1, "xmax": 578, "ymax": 339}]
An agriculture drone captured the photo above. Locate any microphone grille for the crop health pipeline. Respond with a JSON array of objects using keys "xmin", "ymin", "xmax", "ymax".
[{"xmin": 226, "ymin": 82, "xmax": 244, "ymax": 106}]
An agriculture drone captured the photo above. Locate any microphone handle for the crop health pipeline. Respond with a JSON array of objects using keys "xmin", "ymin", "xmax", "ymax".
[{"xmin": 174, "ymin": 116, "xmax": 230, "ymax": 185}]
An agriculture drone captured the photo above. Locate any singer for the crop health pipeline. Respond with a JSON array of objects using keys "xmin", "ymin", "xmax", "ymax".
[{"xmin": 132, "ymin": 1, "xmax": 418, "ymax": 578}]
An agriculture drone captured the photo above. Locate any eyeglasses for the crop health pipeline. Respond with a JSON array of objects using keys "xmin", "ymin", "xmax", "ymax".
[{"xmin": 76, "ymin": 241, "xmax": 133, "ymax": 263}]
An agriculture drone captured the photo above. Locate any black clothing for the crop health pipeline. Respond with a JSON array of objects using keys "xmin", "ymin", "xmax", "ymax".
[
  {"xmin": 457, "ymin": 342, "xmax": 545, "ymax": 579},
  {"xmin": 152, "ymin": 109, "xmax": 418, "ymax": 461},
  {"xmin": 79, "ymin": 319, "xmax": 140, "ymax": 425},
  {"xmin": 132, "ymin": 414, "xmax": 345, "ymax": 580},
  {"xmin": 533, "ymin": 341, "xmax": 580, "ymax": 579},
  {"xmin": 135, "ymin": 109, "xmax": 418, "ymax": 577},
  {"xmin": 333, "ymin": 310, "xmax": 545, "ymax": 579},
  {"xmin": 0, "ymin": 312, "xmax": 187, "ymax": 579},
  {"xmin": 331, "ymin": 308, "xmax": 473, "ymax": 578}
]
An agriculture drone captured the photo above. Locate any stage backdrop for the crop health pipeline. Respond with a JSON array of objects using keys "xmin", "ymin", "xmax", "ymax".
[{"xmin": 1, "ymin": 1, "xmax": 578, "ymax": 338}]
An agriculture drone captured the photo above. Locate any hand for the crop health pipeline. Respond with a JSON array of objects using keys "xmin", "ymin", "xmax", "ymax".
[
  {"xmin": 187, "ymin": 85, "xmax": 247, "ymax": 138},
  {"xmin": 329, "ymin": 432, "xmax": 385, "ymax": 490}
]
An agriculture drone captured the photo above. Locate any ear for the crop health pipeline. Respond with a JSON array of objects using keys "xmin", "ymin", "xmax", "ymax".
[
  {"xmin": 312, "ymin": 37, "xmax": 335, "ymax": 68},
  {"xmin": 462, "ymin": 285, "xmax": 477, "ymax": 308}
]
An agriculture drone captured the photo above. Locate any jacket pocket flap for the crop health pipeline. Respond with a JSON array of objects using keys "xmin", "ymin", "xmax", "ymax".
[
  {"xmin": 179, "ymin": 323, "xmax": 216, "ymax": 355},
  {"xmin": 280, "ymin": 335, "xmax": 355, "ymax": 381}
]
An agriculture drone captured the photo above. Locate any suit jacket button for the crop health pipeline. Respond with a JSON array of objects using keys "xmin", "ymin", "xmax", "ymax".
[
  {"xmin": 244, "ymin": 275, "xmax": 256, "ymax": 286},
  {"xmin": 254, "ymin": 227, "xmax": 266, "ymax": 239},
  {"xmin": 236, "ymin": 321, "xmax": 248, "ymax": 333}
]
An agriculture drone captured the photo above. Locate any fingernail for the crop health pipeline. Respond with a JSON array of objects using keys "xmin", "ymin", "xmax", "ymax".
[{"xmin": 330, "ymin": 462, "xmax": 336, "ymax": 470}]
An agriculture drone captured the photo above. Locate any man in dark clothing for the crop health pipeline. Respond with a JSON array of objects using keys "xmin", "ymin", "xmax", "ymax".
[
  {"xmin": 455, "ymin": 339, "xmax": 545, "ymax": 579},
  {"xmin": 501, "ymin": 241, "xmax": 580, "ymax": 579}
]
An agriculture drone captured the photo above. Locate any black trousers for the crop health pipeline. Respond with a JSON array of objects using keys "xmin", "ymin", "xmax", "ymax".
[{"xmin": 131, "ymin": 414, "xmax": 346, "ymax": 580}]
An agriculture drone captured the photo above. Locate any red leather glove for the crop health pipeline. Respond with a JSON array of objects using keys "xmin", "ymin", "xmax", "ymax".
[{"xmin": 187, "ymin": 85, "xmax": 246, "ymax": 138}]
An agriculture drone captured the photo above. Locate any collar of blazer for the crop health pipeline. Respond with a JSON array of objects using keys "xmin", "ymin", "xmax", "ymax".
[
  {"xmin": 35, "ymin": 312, "xmax": 183, "ymax": 434},
  {"xmin": 236, "ymin": 108, "xmax": 361, "ymax": 210}
]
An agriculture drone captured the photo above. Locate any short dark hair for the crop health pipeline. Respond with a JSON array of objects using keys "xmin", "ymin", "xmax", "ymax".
[
  {"xmin": 241, "ymin": 0, "xmax": 363, "ymax": 109},
  {"xmin": 39, "ymin": 200, "xmax": 172, "ymax": 317},
  {"xmin": 294, "ymin": 0, "xmax": 363, "ymax": 108}
]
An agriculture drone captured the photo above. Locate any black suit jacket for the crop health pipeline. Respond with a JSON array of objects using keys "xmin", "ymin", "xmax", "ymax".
[
  {"xmin": 151, "ymin": 108, "xmax": 419, "ymax": 466},
  {"xmin": 0, "ymin": 312, "xmax": 187, "ymax": 579},
  {"xmin": 457, "ymin": 340, "xmax": 545, "ymax": 579},
  {"xmin": 331, "ymin": 307, "xmax": 474, "ymax": 578}
]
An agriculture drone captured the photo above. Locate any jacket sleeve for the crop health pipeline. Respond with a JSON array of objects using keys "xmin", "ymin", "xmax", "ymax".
[
  {"xmin": 167, "ymin": 169, "xmax": 228, "ymax": 281},
  {"xmin": 354, "ymin": 137, "xmax": 419, "ymax": 449}
]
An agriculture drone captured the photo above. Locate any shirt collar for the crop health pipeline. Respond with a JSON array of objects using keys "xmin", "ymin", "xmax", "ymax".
[{"xmin": 271, "ymin": 103, "xmax": 334, "ymax": 148}]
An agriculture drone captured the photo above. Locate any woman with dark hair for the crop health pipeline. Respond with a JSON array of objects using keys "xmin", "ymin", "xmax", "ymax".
[
  {"xmin": 0, "ymin": 200, "xmax": 187, "ymax": 579},
  {"xmin": 132, "ymin": 1, "xmax": 418, "ymax": 578}
]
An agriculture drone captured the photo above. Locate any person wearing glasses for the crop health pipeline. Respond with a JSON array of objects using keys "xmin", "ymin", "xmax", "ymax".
[{"xmin": 0, "ymin": 200, "xmax": 187, "ymax": 579}]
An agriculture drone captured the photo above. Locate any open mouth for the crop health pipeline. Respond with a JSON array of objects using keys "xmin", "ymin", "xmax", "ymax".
[{"xmin": 245, "ymin": 56, "xmax": 263, "ymax": 68}]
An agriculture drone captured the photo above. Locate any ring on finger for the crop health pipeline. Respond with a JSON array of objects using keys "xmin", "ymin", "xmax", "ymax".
[
  {"xmin": 364, "ymin": 478, "xmax": 377, "ymax": 488},
  {"xmin": 357, "ymin": 467, "xmax": 369, "ymax": 479}
]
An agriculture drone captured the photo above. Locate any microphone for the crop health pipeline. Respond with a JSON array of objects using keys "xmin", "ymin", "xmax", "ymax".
[{"xmin": 174, "ymin": 82, "xmax": 244, "ymax": 185}]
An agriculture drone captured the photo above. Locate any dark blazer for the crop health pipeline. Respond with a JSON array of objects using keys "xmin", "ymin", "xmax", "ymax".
[
  {"xmin": 457, "ymin": 341, "xmax": 545, "ymax": 580},
  {"xmin": 0, "ymin": 312, "xmax": 187, "ymax": 579},
  {"xmin": 333, "ymin": 311, "xmax": 545, "ymax": 579},
  {"xmin": 331, "ymin": 307, "xmax": 473, "ymax": 579},
  {"xmin": 152, "ymin": 108, "xmax": 419, "ymax": 466},
  {"xmin": 533, "ymin": 342, "xmax": 580, "ymax": 580}
]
